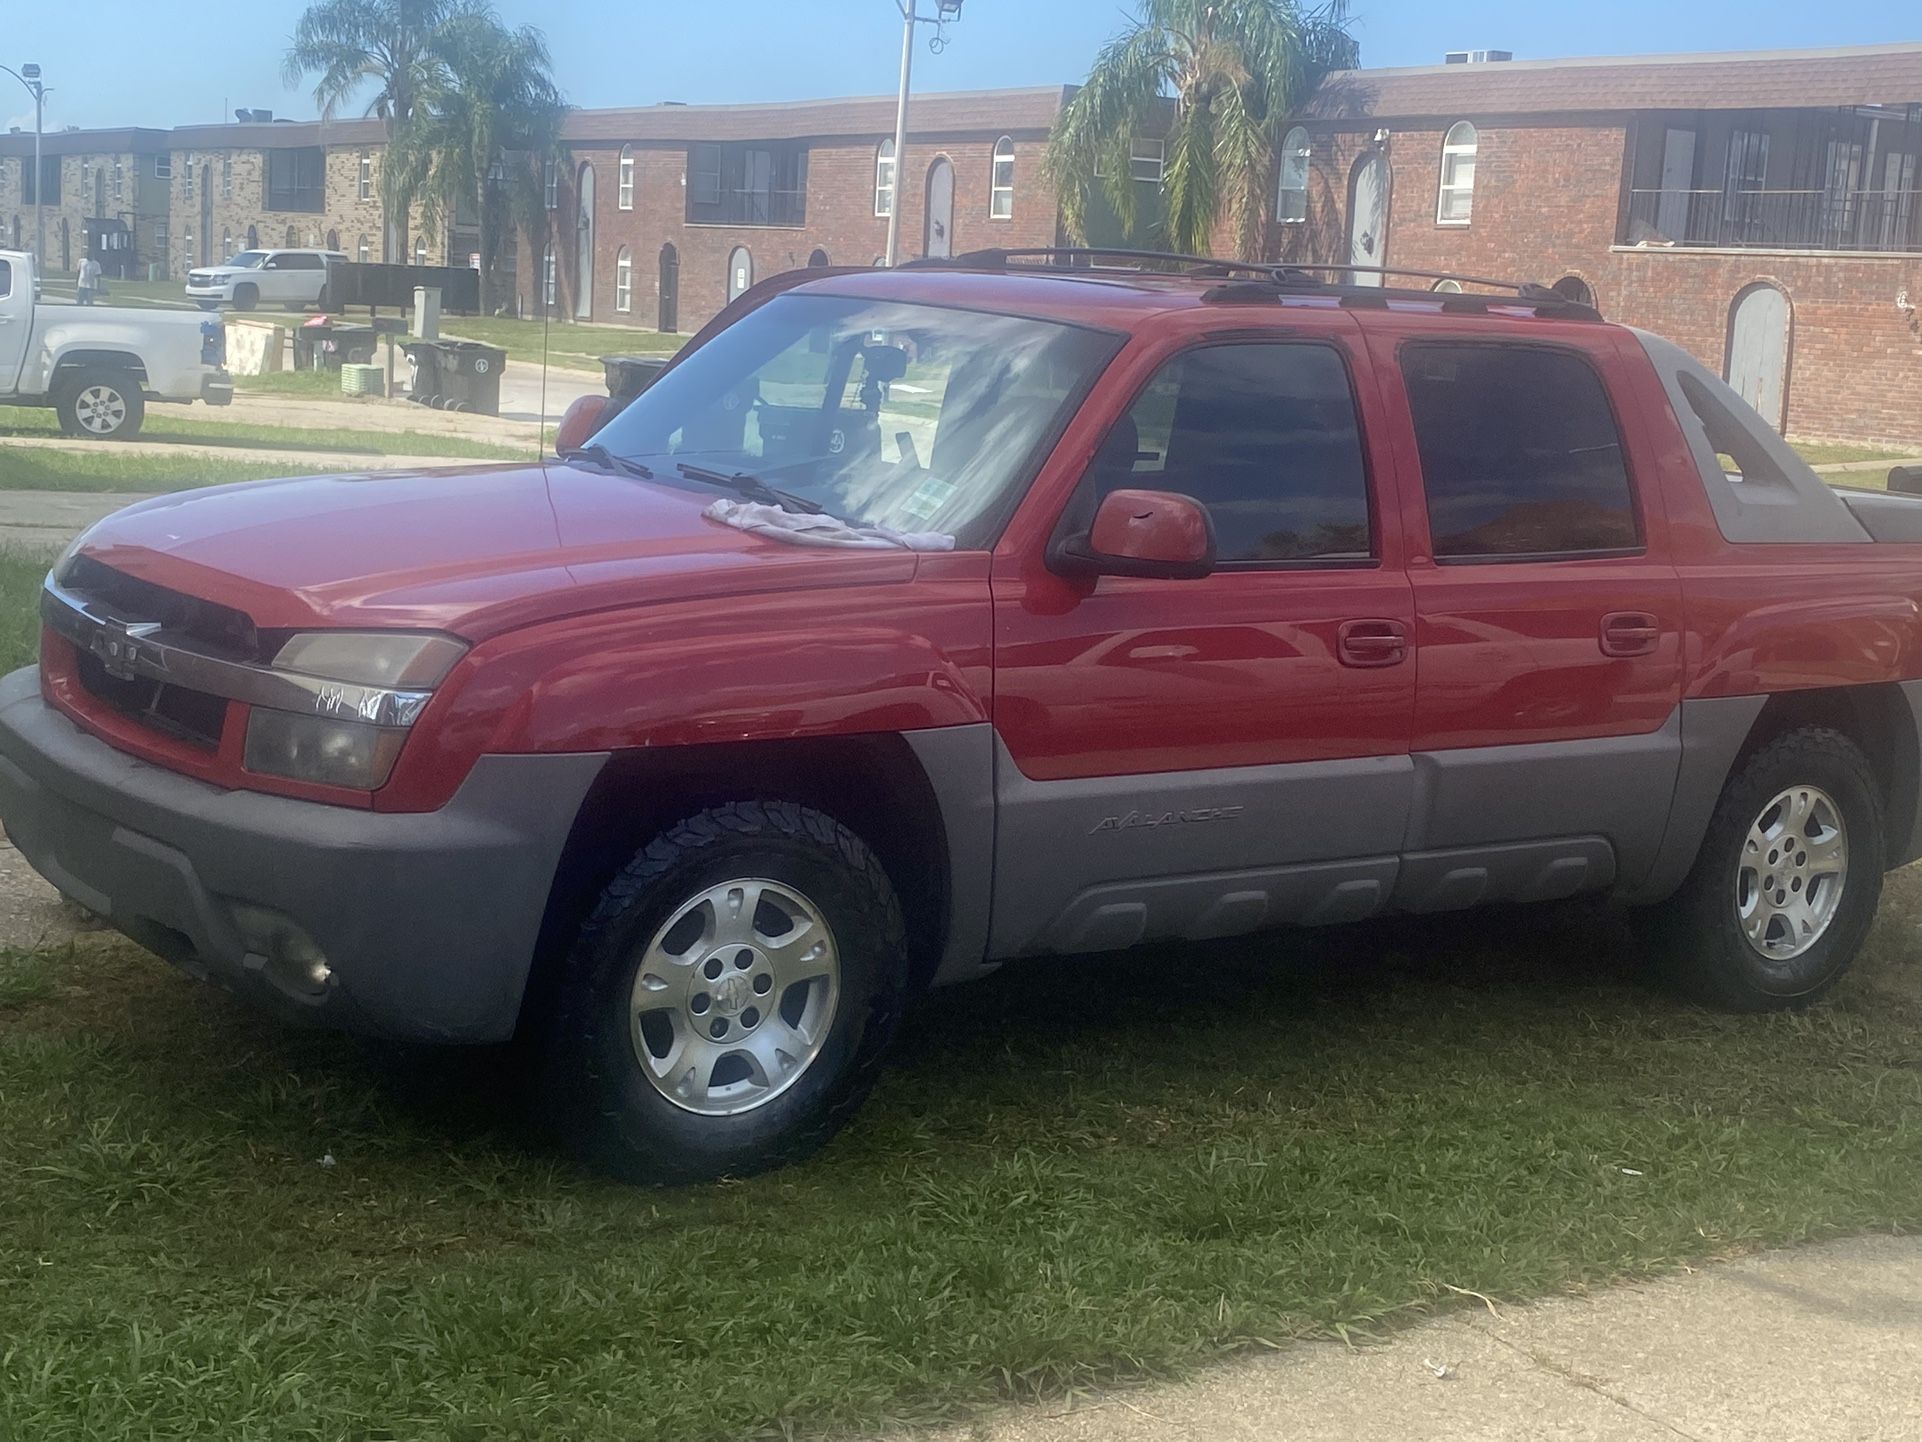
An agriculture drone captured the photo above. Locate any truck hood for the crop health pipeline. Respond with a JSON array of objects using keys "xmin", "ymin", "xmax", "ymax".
[{"xmin": 72, "ymin": 463, "xmax": 920, "ymax": 639}]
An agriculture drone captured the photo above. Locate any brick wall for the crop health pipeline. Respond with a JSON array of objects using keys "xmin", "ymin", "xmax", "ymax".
[
  {"xmin": 165, "ymin": 145, "xmax": 443, "ymax": 278},
  {"xmin": 515, "ymin": 132, "xmax": 1060, "ymax": 334},
  {"xmin": 1284, "ymin": 116, "xmax": 1922, "ymax": 449},
  {"xmin": 0, "ymin": 151, "xmax": 161, "ymax": 271}
]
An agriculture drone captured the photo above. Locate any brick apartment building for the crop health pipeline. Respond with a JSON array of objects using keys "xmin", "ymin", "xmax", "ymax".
[
  {"xmin": 1268, "ymin": 44, "xmax": 1922, "ymax": 448},
  {"xmin": 0, "ymin": 127, "xmax": 171, "ymax": 273},
  {"xmin": 522, "ymin": 87, "xmax": 1068, "ymax": 331}
]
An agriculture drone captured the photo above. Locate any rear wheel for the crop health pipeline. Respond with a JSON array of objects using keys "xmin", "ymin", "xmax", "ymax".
[
  {"xmin": 1642, "ymin": 727, "xmax": 1882, "ymax": 1010},
  {"xmin": 54, "ymin": 370, "xmax": 145, "ymax": 440},
  {"xmin": 545, "ymin": 800, "xmax": 908, "ymax": 1184}
]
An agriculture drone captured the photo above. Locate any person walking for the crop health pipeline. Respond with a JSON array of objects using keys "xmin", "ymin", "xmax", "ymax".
[{"xmin": 75, "ymin": 254, "xmax": 103, "ymax": 306}]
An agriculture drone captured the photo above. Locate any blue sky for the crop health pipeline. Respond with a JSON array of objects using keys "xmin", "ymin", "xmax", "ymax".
[{"xmin": 4, "ymin": 0, "xmax": 1917, "ymax": 132}]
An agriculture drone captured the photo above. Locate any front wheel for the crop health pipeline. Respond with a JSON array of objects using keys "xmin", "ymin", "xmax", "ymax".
[
  {"xmin": 1640, "ymin": 727, "xmax": 1883, "ymax": 1010},
  {"xmin": 545, "ymin": 801, "xmax": 908, "ymax": 1184},
  {"xmin": 54, "ymin": 370, "xmax": 146, "ymax": 440}
]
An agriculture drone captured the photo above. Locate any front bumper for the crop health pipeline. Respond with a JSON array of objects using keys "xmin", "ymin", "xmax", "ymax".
[{"xmin": 0, "ymin": 668, "xmax": 606, "ymax": 1041}]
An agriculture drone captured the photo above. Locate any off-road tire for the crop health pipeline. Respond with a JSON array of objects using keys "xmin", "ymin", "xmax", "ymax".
[
  {"xmin": 1641, "ymin": 727, "xmax": 1883, "ymax": 1010},
  {"xmin": 53, "ymin": 370, "xmax": 146, "ymax": 440},
  {"xmin": 546, "ymin": 800, "xmax": 908, "ymax": 1184}
]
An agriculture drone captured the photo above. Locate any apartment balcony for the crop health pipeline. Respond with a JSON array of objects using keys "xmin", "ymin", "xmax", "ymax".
[{"xmin": 1625, "ymin": 186, "xmax": 1922, "ymax": 254}]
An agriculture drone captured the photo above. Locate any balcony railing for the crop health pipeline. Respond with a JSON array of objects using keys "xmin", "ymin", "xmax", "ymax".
[{"xmin": 1625, "ymin": 187, "xmax": 1922, "ymax": 254}]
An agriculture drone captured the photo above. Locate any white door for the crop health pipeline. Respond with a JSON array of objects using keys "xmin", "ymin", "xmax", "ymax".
[
  {"xmin": 925, "ymin": 158, "xmax": 955, "ymax": 258},
  {"xmin": 1347, "ymin": 151, "xmax": 1389, "ymax": 285},
  {"xmin": 1657, "ymin": 128, "xmax": 1696, "ymax": 240},
  {"xmin": 0, "ymin": 256, "xmax": 28, "ymax": 392},
  {"xmin": 575, "ymin": 164, "xmax": 595, "ymax": 319},
  {"xmin": 1728, "ymin": 285, "xmax": 1791, "ymax": 432}
]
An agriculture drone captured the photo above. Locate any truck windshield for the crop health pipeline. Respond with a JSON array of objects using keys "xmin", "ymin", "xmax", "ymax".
[
  {"xmin": 225, "ymin": 252, "xmax": 266, "ymax": 268},
  {"xmin": 588, "ymin": 292, "xmax": 1118, "ymax": 547}
]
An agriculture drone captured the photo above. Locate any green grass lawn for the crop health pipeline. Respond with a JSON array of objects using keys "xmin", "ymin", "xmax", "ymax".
[
  {"xmin": 1791, "ymin": 440, "xmax": 1920, "ymax": 467},
  {"xmin": 234, "ymin": 369, "xmax": 373, "ymax": 399},
  {"xmin": 34, "ymin": 273, "xmax": 197, "ymax": 310},
  {"xmin": 0, "ymin": 545, "xmax": 53, "ymax": 664},
  {"xmin": 0, "ymin": 448, "xmax": 365, "ymax": 494},
  {"xmin": 1, "ymin": 852, "xmax": 1918, "ymax": 1437},
  {"xmin": 0, "ymin": 408, "xmax": 528, "ymax": 463},
  {"xmin": 441, "ymin": 313, "xmax": 687, "ymax": 372}
]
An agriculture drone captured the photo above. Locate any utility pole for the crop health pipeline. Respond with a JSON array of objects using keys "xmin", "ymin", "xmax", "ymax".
[
  {"xmin": 883, "ymin": 1, "xmax": 963, "ymax": 268},
  {"xmin": 2, "ymin": 64, "xmax": 46, "ymax": 267}
]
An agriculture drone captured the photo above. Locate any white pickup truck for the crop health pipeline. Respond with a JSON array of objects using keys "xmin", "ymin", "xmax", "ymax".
[{"xmin": 0, "ymin": 250, "xmax": 233, "ymax": 440}]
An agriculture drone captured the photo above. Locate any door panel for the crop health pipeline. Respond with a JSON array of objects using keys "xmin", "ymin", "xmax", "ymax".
[
  {"xmin": 1727, "ymin": 285, "xmax": 1790, "ymax": 432},
  {"xmin": 925, "ymin": 158, "xmax": 954, "ymax": 258},
  {"xmin": 0, "ymin": 257, "xmax": 27, "ymax": 391},
  {"xmin": 1348, "ymin": 151, "xmax": 1389, "ymax": 285},
  {"xmin": 1657, "ymin": 128, "xmax": 1696, "ymax": 239},
  {"xmin": 991, "ymin": 325, "xmax": 1416, "ymax": 946}
]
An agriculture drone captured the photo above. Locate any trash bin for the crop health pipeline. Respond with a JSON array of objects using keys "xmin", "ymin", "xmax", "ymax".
[
  {"xmin": 433, "ymin": 340, "xmax": 507, "ymax": 415},
  {"xmin": 294, "ymin": 320, "xmax": 380, "ymax": 372},
  {"xmin": 600, "ymin": 354, "xmax": 670, "ymax": 418},
  {"xmin": 400, "ymin": 339, "xmax": 449, "ymax": 406}
]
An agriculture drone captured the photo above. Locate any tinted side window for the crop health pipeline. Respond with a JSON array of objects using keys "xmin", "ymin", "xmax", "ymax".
[
  {"xmin": 1091, "ymin": 343, "xmax": 1372, "ymax": 563},
  {"xmin": 0, "ymin": 258, "xmax": 10, "ymax": 301},
  {"xmin": 1402, "ymin": 343, "xmax": 1639, "ymax": 560}
]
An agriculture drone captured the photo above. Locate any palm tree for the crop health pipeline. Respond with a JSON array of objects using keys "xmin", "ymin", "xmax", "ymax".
[
  {"xmin": 393, "ymin": 11, "xmax": 566, "ymax": 314},
  {"xmin": 1047, "ymin": 0, "xmax": 1358, "ymax": 259},
  {"xmin": 282, "ymin": 0, "xmax": 487, "ymax": 256}
]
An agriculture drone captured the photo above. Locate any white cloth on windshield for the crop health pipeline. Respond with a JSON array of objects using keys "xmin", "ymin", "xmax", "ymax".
[{"xmin": 701, "ymin": 498, "xmax": 955, "ymax": 552}]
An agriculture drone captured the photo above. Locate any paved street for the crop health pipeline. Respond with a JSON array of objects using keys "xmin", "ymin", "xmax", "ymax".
[{"xmin": 913, "ymin": 1235, "xmax": 1922, "ymax": 1442}]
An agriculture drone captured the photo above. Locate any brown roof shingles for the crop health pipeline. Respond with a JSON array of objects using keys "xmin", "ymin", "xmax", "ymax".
[{"xmin": 1307, "ymin": 43, "xmax": 1922, "ymax": 123}]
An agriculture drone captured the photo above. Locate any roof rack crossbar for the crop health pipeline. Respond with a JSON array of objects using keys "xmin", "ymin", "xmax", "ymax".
[{"xmin": 905, "ymin": 247, "xmax": 1283, "ymax": 279}]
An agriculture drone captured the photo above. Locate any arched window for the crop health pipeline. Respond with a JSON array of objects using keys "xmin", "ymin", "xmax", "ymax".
[
  {"xmin": 615, "ymin": 246, "xmax": 632, "ymax": 312},
  {"xmin": 542, "ymin": 242, "xmax": 557, "ymax": 307},
  {"xmin": 357, "ymin": 235, "xmax": 370, "ymax": 263},
  {"xmin": 414, "ymin": 236, "xmax": 428, "ymax": 266},
  {"xmin": 325, "ymin": 228, "xmax": 339, "ymax": 251},
  {"xmin": 874, "ymin": 139, "xmax": 896, "ymax": 218},
  {"xmin": 1437, "ymin": 122, "xmax": 1478, "ymax": 224},
  {"xmin": 618, "ymin": 145, "xmax": 635, "ymax": 210},
  {"xmin": 726, "ymin": 246, "xmax": 753, "ymax": 301},
  {"xmin": 284, "ymin": 224, "xmax": 296, "ymax": 248},
  {"xmin": 183, "ymin": 229, "xmax": 194, "ymax": 269},
  {"xmin": 990, "ymin": 136, "xmax": 1015, "ymax": 220},
  {"xmin": 246, "ymin": 223, "xmax": 258, "ymax": 250},
  {"xmin": 1277, "ymin": 126, "xmax": 1311, "ymax": 223},
  {"xmin": 1432, "ymin": 278, "xmax": 1464, "ymax": 293},
  {"xmin": 808, "ymin": 248, "xmax": 830, "ymax": 267},
  {"xmin": 221, "ymin": 229, "xmax": 232, "ymax": 260}
]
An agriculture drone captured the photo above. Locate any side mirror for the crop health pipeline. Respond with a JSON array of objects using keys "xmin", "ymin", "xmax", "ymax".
[
  {"xmin": 554, "ymin": 393, "xmax": 610, "ymax": 457},
  {"xmin": 1051, "ymin": 488, "xmax": 1216, "ymax": 581}
]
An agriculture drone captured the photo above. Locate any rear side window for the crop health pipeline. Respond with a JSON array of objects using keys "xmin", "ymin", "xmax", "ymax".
[
  {"xmin": 1401, "ymin": 343, "xmax": 1639, "ymax": 560},
  {"xmin": 0, "ymin": 258, "xmax": 10, "ymax": 301},
  {"xmin": 1091, "ymin": 342, "xmax": 1372, "ymax": 563}
]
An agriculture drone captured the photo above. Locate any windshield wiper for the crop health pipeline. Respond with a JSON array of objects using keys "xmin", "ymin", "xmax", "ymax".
[
  {"xmin": 566, "ymin": 444, "xmax": 655, "ymax": 481},
  {"xmin": 676, "ymin": 462, "xmax": 825, "ymax": 515}
]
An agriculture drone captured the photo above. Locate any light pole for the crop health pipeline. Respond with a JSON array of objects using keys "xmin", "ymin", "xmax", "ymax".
[
  {"xmin": 883, "ymin": 1, "xmax": 963, "ymax": 268},
  {"xmin": 1, "ymin": 64, "xmax": 46, "ymax": 267}
]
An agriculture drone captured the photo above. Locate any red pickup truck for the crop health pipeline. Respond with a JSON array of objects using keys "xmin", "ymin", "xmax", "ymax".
[{"xmin": 5, "ymin": 251, "xmax": 1921, "ymax": 1183}]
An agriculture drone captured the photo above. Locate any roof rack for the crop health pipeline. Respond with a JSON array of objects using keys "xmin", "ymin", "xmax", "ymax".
[{"xmin": 906, "ymin": 247, "xmax": 1603, "ymax": 321}]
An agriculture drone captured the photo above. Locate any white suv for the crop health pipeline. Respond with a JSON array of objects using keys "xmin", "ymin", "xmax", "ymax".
[{"xmin": 185, "ymin": 249, "xmax": 346, "ymax": 312}]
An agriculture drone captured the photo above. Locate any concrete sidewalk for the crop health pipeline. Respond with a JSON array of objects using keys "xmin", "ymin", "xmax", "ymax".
[{"xmin": 914, "ymin": 1235, "xmax": 1922, "ymax": 1442}]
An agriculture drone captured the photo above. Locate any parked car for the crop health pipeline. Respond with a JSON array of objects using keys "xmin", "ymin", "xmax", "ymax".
[
  {"xmin": 185, "ymin": 248, "xmax": 346, "ymax": 312},
  {"xmin": 0, "ymin": 249, "xmax": 232, "ymax": 439},
  {"xmin": 6, "ymin": 250, "xmax": 1922, "ymax": 1183}
]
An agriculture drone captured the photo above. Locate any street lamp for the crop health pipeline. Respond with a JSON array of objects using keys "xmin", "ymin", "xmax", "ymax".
[
  {"xmin": 1, "ymin": 63, "xmax": 47, "ymax": 269},
  {"xmin": 883, "ymin": 1, "xmax": 963, "ymax": 268}
]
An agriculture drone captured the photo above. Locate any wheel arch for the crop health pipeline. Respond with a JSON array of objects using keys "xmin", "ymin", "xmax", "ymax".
[
  {"xmin": 1739, "ymin": 682, "xmax": 1920, "ymax": 868},
  {"xmin": 518, "ymin": 732, "xmax": 971, "ymax": 1035},
  {"xmin": 51, "ymin": 350, "xmax": 150, "ymax": 388}
]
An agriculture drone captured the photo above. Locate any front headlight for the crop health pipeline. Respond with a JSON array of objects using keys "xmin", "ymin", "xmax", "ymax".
[{"xmin": 243, "ymin": 631, "xmax": 467, "ymax": 789}]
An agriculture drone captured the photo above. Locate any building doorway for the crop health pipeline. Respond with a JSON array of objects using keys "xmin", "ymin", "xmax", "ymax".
[
  {"xmin": 1727, "ymin": 284, "xmax": 1792, "ymax": 432},
  {"xmin": 658, "ymin": 243, "xmax": 680, "ymax": 331},
  {"xmin": 575, "ymin": 163, "xmax": 596, "ymax": 319},
  {"xmin": 726, "ymin": 246, "xmax": 753, "ymax": 302},
  {"xmin": 1347, "ymin": 149, "xmax": 1390, "ymax": 286},
  {"xmin": 924, "ymin": 156, "xmax": 955, "ymax": 258}
]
